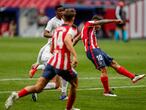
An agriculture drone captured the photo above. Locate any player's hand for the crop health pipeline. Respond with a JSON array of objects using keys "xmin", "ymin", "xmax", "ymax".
[
  {"xmin": 71, "ymin": 56, "xmax": 78, "ymax": 68},
  {"xmin": 31, "ymin": 63, "xmax": 39, "ymax": 69},
  {"xmin": 115, "ymin": 19, "xmax": 123, "ymax": 24},
  {"xmin": 29, "ymin": 69, "xmax": 35, "ymax": 78},
  {"xmin": 29, "ymin": 63, "xmax": 39, "ymax": 78}
]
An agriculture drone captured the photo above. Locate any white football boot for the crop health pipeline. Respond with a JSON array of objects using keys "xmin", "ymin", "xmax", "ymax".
[
  {"xmin": 5, "ymin": 91, "xmax": 18, "ymax": 110},
  {"xmin": 65, "ymin": 107, "xmax": 80, "ymax": 110},
  {"xmin": 132, "ymin": 74, "xmax": 145, "ymax": 83}
]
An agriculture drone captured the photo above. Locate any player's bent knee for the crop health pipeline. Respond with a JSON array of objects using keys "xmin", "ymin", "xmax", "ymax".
[
  {"xmin": 34, "ymin": 86, "xmax": 43, "ymax": 93},
  {"xmin": 111, "ymin": 60, "xmax": 120, "ymax": 69},
  {"xmin": 35, "ymin": 88, "xmax": 43, "ymax": 93}
]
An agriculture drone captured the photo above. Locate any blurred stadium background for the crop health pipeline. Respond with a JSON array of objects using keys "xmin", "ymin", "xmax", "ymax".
[{"xmin": 0, "ymin": 0, "xmax": 145, "ymax": 38}]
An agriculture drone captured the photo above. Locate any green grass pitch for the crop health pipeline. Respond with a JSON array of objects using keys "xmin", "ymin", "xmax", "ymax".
[{"xmin": 0, "ymin": 37, "xmax": 146, "ymax": 110}]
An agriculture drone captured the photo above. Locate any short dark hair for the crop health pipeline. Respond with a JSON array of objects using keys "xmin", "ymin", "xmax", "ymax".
[
  {"xmin": 55, "ymin": 5, "xmax": 64, "ymax": 11},
  {"xmin": 92, "ymin": 15, "xmax": 103, "ymax": 20},
  {"xmin": 63, "ymin": 8, "xmax": 76, "ymax": 22}
]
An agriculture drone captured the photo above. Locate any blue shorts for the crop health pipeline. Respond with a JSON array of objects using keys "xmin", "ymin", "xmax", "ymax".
[
  {"xmin": 42, "ymin": 65, "xmax": 77, "ymax": 81},
  {"xmin": 86, "ymin": 48, "xmax": 113, "ymax": 70}
]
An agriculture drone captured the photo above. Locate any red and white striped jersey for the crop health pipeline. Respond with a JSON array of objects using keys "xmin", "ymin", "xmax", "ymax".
[
  {"xmin": 81, "ymin": 21, "xmax": 99, "ymax": 51},
  {"xmin": 48, "ymin": 24, "xmax": 78, "ymax": 70}
]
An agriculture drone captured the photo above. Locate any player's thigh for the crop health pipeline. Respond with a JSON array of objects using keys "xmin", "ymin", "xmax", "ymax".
[
  {"xmin": 52, "ymin": 75, "xmax": 61, "ymax": 88},
  {"xmin": 42, "ymin": 64, "xmax": 57, "ymax": 81},
  {"xmin": 35, "ymin": 77, "xmax": 49, "ymax": 90},
  {"xmin": 86, "ymin": 49, "xmax": 100, "ymax": 68},
  {"xmin": 56, "ymin": 68, "xmax": 78, "ymax": 86},
  {"xmin": 101, "ymin": 50, "xmax": 113, "ymax": 66},
  {"xmin": 90, "ymin": 48, "xmax": 107, "ymax": 69}
]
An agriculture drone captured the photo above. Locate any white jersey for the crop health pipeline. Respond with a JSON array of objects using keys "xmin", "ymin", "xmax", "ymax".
[
  {"xmin": 37, "ymin": 17, "xmax": 64, "ymax": 64},
  {"xmin": 45, "ymin": 17, "xmax": 64, "ymax": 45}
]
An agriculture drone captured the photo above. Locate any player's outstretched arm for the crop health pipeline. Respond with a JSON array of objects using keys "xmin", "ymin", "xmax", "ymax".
[
  {"xmin": 94, "ymin": 19, "xmax": 123, "ymax": 25},
  {"xmin": 64, "ymin": 34, "xmax": 78, "ymax": 68}
]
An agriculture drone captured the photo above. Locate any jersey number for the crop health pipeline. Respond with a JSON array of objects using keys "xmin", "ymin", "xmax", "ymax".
[
  {"xmin": 96, "ymin": 54, "xmax": 103, "ymax": 61},
  {"xmin": 54, "ymin": 27, "xmax": 66, "ymax": 49}
]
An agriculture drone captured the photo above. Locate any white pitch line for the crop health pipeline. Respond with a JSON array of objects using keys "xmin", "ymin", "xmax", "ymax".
[
  {"xmin": 0, "ymin": 78, "xmax": 37, "ymax": 81},
  {"xmin": 77, "ymin": 85, "xmax": 146, "ymax": 91},
  {"xmin": 0, "ymin": 77, "xmax": 127, "ymax": 82},
  {"xmin": 0, "ymin": 85, "xmax": 145, "ymax": 94}
]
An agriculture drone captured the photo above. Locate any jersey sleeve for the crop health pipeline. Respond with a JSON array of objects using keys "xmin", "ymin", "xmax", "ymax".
[
  {"xmin": 67, "ymin": 27, "xmax": 78, "ymax": 39},
  {"xmin": 88, "ymin": 21, "xmax": 96, "ymax": 25},
  {"xmin": 45, "ymin": 20, "xmax": 53, "ymax": 32},
  {"xmin": 84, "ymin": 21, "xmax": 95, "ymax": 27}
]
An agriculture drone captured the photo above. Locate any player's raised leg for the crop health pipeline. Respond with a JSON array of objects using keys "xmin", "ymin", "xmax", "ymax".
[{"xmin": 110, "ymin": 60, "xmax": 145, "ymax": 83}]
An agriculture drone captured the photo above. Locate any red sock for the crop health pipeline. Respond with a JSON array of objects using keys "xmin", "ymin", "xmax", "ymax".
[
  {"xmin": 100, "ymin": 76, "xmax": 110, "ymax": 93},
  {"xmin": 18, "ymin": 88, "xmax": 29, "ymax": 97},
  {"xmin": 66, "ymin": 93, "xmax": 76, "ymax": 110},
  {"xmin": 117, "ymin": 66, "xmax": 135, "ymax": 79}
]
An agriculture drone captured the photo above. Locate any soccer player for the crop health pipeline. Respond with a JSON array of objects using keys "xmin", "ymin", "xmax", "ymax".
[
  {"xmin": 29, "ymin": 5, "xmax": 68, "ymax": 101},
  {"xmin": 74, "ymin": 15, "xmax": 145, "ymax": 96},
  {"xmin": 5, "ymin": 8, "xmax": 80, "ymax": 110},
  {"xmin": 114, "ymin": 0, "xmax": 128, "ymax": 42}
]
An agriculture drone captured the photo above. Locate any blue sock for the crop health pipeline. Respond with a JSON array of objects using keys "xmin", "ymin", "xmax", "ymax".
[
  {"xmin": 123, "ymin": 30, "xmax": 128, "ymax": 42},
  {"xmin": 114, "ymin": 30, "xmax": 119, "ymax": 41}
]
